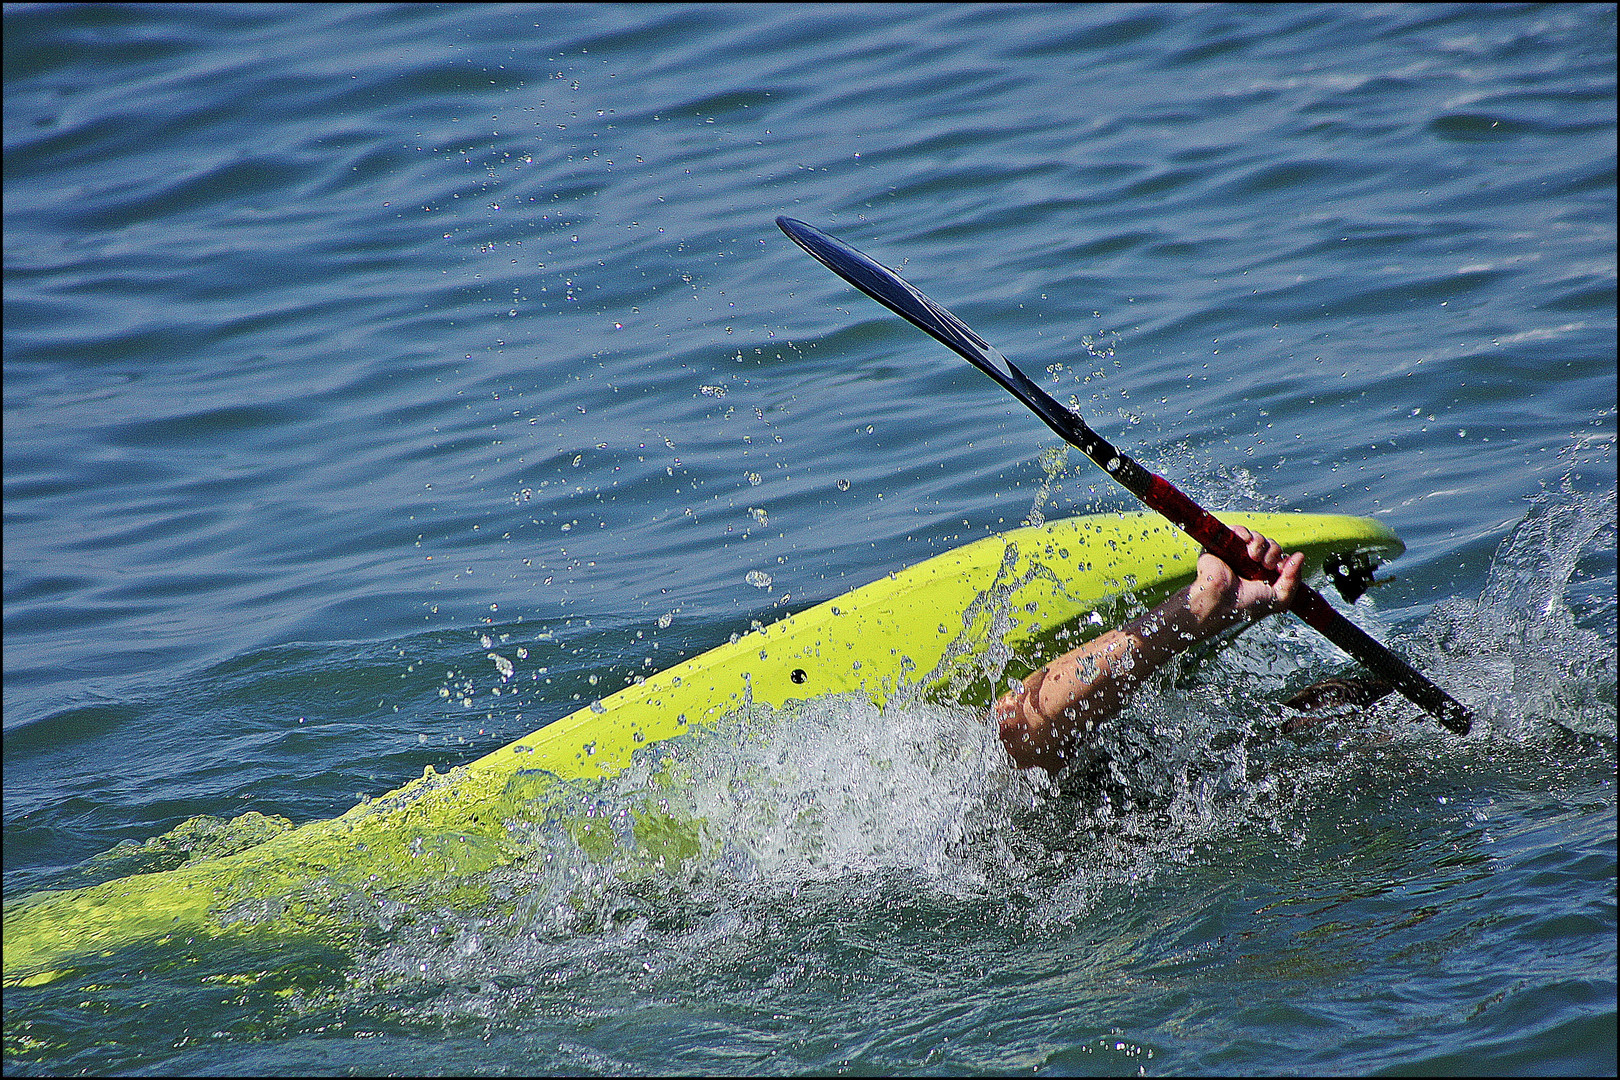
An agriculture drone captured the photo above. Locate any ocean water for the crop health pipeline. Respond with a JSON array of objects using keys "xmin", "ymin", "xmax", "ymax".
[{"xmin": 3, "ymin": 3, "xmax": 1614, "ymax": 1075}]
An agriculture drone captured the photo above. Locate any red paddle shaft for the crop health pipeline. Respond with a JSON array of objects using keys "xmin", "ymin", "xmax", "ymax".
[{"xmin": 1118, "ymin": 456, "xmax": 1471, "ymax": 734}]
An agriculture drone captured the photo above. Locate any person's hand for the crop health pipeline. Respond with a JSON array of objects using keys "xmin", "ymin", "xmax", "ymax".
[{"xmin": 1188, "ymin": 527, "xmax": 1304, "ymax": 626}]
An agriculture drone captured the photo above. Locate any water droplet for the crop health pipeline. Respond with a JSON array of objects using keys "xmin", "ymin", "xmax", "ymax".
[
  {"xmin": 746, "ymin": 472, "xmax": 762, "ymax": 486},
  {"xmin": 746, "ymin": 570, "xmax": 773, "ymax": 588},
  {"xmin": 835, "ymin": 478, "xmax": 851, "ymax": 491}
]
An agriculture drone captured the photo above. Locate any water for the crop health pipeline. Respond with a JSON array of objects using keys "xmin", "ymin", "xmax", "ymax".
[{"xmin": 3, "ymin": 3, "xmax": 1613, "ymax": 1074}]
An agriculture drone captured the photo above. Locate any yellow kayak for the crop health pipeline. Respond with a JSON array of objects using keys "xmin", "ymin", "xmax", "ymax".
[{"xmin": 3, "ymin": 511, "xmax": 1402, "ymax": 986}]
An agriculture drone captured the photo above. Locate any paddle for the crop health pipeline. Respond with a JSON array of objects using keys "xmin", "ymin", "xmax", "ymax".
[{"xmin": 776, "ymin": 216, "xmax": 1473, "ymax": 736}]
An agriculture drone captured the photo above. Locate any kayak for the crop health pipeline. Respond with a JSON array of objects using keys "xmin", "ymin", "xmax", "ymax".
[{"xmin": 3, "ymin": 511, "xmax": 1401, "ymax": 985}]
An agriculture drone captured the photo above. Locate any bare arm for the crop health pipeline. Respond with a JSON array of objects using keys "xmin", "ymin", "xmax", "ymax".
[{"xmin": 993, "ymin": 527, "xmax": 1305, "ymax": 773}]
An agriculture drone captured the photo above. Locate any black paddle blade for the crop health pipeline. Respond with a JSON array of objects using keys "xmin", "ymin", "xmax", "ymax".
[
  {"xmin": 775, "ymin": 216, "xmax": 1100, "ymax": 453},
  {"xmin": 776, "ymin": 217, "xmax": 996, "ymax": 371},
  {"xmin": 1281, "ymin": 675, "xmax": 1397, "ymax": 734}
]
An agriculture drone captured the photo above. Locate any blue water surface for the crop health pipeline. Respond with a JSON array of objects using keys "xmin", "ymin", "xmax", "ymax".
[{"xmin": 4, "ymin": 4, "xmax": 1614, "ymax": 1075}]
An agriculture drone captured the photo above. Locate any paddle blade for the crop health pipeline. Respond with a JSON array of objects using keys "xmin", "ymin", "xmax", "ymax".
[
  {"xmin": 777, "ymin": 217, "xmax": 1006, "ymax": 378},
  {"xmin": 776, "ymin": 216, "xmax": 1099, "ymax": 447}
]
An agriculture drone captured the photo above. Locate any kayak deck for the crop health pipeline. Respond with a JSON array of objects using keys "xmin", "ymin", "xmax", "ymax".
[{"xmin": 475, "ymin": 511, "xmax": 1401, "ymax": 779}]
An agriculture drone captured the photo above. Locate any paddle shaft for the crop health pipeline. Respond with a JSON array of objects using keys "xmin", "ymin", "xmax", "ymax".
[
  {"xmin": 1026, "ymin": 411, "xmax": 1473, "ymax": 735},
  {"xmin": 776, "ymin": 216, "xmax": 1472, "ymax": 735}
]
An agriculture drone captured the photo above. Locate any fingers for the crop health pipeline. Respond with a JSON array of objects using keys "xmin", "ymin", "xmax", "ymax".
[
  {"xmin": 1229, "ymin": 526, "xmax": 1288, "ymax": 573},
  {"xmin": 1228, "ymin": 526, "xmax": 1277, "ymax": 566},
  {"xmin": 1227, "ymin": 527, "xmax": 1303, "ymax": 614},
  {"xmin": 1245, "ymin": 529, "xmax": 1283, "ymax": 570},
  {"xmin": 1273, "ymin": 550, "xmax": 1305, "ymax": 607},
  {"xmin": 1214, "ymin": 528, "xmax": 1303, "ymax": 613}
]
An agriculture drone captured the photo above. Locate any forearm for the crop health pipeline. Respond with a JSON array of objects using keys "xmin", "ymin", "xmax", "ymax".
[
  {"xmin": 994, "ymin": 581, "xmax": 1243, "ymax": 772},
  {"xmin": 994, "ymin": 528, "xmax": 1302, "ymax": 774}
]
